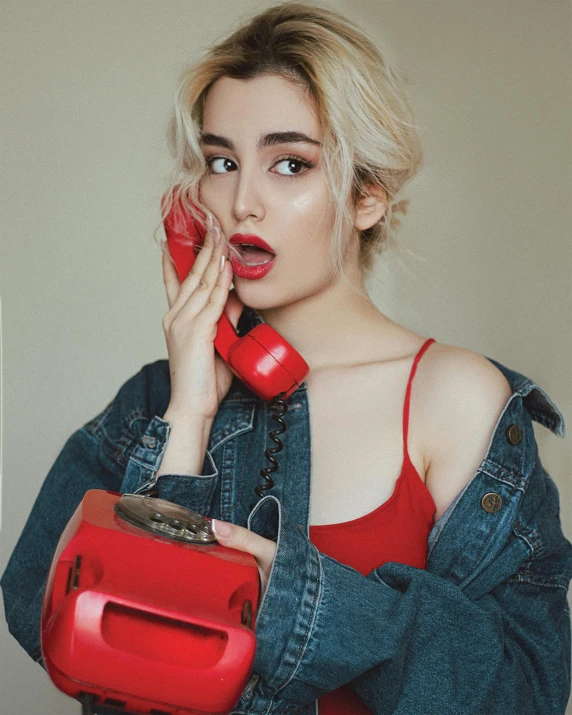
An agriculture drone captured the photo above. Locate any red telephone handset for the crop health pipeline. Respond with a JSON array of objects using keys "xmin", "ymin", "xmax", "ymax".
[{"xmin": 162, "ymin": 189, "xmax": 309, "ymax": 401}]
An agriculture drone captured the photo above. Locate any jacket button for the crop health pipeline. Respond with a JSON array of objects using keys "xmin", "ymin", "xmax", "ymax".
[
  {"xmin": 142, "ymin": 435, "xmax": 157, "ymax": 448},
  {"xmin": 506, "ymin": 424, "xmax": 521, "ymax": 445},
  {"xmin": 481, "ymin": 492, "xmax": 502, "ymax": 513}
]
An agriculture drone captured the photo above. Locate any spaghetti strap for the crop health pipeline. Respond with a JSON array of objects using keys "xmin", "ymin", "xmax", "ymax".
[{"xmin": 402, "ymin": 338, "xmax": 436, "ymax": 460}]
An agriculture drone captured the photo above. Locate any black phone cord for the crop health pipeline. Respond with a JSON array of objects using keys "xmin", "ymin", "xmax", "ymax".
[{"xmin": 250, "ymin": 391, "xmax": 288, "ymax": 511}]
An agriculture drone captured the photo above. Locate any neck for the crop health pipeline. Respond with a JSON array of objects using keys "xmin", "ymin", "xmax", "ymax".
[{"xmin": 258, "ymin": 272, "xmax": 395, "ymax": 373}]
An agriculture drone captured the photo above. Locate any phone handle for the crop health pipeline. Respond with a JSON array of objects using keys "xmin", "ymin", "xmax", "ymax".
[{"xmin": 162, "ymin": 191, "xmax": 309, "ymax": 401}]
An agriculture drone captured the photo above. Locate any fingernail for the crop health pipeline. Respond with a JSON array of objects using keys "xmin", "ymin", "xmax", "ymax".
[
  {"xmin": 220, "ymin": 255, "xmax": 226, "ymax": 273},
  {"xmin": 213, "ymin": 226, "xmax": 221, "ymax": 244},
  {"xmin": 211, "ymin": 519, "xmax": 233, "ymax": 538},
  {"xmin": 206, "ymin": 214, "xmax": 213, "ymax": 231}
]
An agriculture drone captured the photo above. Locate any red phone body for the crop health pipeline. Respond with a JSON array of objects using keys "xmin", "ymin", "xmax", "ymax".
[
  {"xmin": 162, "ymin": 190, "xmax": 309, "ymax": 401},
  {"xmin": 41, "ymin": 490, "xmax": 259, "ymax": 714}
]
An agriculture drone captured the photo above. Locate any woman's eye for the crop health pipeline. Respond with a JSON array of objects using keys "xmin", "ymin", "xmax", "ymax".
[
  {"xmin": 204, "ymin": 155, "xmax": 314, "ymax": 177},
  {"xmin": 273, "ymin": 157, "xmax": 313, "ymax": 176},
  {"xmin": 205, "ymin": 157, "xmax": 236, "ymax": 174}
]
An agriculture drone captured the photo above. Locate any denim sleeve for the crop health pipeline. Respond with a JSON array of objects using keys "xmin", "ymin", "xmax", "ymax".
[
  {"xmin": 0, "ymin": 426, "xmax": 122, "ymax": 662},
  {"xmin": 0, "ymin": 362, "xmax": 217, "ymax": 667},
  {"xmin": 239, "ymin": 495, "xmax": 572, "ymax": 715}
]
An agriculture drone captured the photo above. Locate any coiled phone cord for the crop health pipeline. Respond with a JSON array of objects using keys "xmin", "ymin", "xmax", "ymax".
[
  {"xmin": 136, "ymin": 391, "xmax": 290, "ymax": 510},
  {"xmin": 249, "ymin": 391, "xmax": 288, "ymax": 511}
]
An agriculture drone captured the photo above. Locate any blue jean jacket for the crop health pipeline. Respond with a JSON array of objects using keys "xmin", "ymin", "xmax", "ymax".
[{"xmin": 2, "ymin": 307, "xmax": 571, "ymax": 714}]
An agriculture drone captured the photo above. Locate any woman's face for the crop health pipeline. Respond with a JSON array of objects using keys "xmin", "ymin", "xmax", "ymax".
[{"xmin": 199, "ymin": 73, "xmax": 356, "ymax": 310}]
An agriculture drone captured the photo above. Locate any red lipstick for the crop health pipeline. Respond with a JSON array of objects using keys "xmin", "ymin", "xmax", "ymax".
[{"xmin": 229, "ymin": 233, "xmax": 276, "ymax": 280}]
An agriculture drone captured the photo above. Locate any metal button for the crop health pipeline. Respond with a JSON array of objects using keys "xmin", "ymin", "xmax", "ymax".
[
  {"xmin": 506, "ymin": 424, "xmax": 521, "ymax": 445},
  {"xmin": 481, "ymin": 492, "xmax": 502, "ymax": 513},
  {"xmin": 142, "ymin": 435, "xmax": 157, "ymax": 448}
]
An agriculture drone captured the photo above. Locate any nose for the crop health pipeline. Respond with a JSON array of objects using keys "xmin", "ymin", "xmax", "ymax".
[{"xmin": 231, "ymin": 165, "xmax": 265, "ymax": 223}]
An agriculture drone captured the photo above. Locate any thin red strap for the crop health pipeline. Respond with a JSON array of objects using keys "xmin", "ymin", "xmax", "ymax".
[{"xmin": 403, "ymin": 338, "xmax": 436, "ymax": 458}]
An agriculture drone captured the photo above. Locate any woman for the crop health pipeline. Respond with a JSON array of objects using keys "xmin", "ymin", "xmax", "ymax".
[{"xmin": 2, "ymin": 3, "xmax": 571, "ymax": 714}]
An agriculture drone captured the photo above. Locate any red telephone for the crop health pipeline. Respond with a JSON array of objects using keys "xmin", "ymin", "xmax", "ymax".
[
  {"xmin": 162, "ymin": 189, "xmax": 309, "ymax": 401},
  {"xmin": 41, "ymin": 490, "xmax": 260, "ymax": 715}
]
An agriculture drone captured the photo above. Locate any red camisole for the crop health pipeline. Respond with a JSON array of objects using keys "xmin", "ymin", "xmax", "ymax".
[{"xmin": 308, "ymin": 338, "xmax": 437, "ymax": 715}]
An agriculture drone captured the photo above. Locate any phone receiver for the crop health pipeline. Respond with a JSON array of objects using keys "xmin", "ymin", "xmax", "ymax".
[{"xmin": 161, "ymin": 189, "xmax": 309, "ymax": 401}]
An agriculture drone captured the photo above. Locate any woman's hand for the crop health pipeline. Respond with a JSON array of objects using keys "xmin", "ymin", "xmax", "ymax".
[
  {"xmin": 162, "ymin": 216, "xmax": 244, "ymax": 420},
  {"xmin": 211, "ymin": 519, "xmax": 277, "ymax": 597}
]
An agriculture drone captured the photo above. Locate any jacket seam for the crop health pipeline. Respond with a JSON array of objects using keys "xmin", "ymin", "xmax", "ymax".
[
  {"xmin": 480, "ymin": 461, "xmax": 525, "ymax": 491},
  {"xmin": 272, "ymin": 545, "xmax": 324, "ymax": 696},
  {"xmin": 505, "ymin": 570, "xmax": 570, "ymax": 590},
  {"xmin": 228, "ymin": 428, "xmax": 254, "ymax": 519},
  {"xmin": 209, "ymin": 408, "xmax": 256, "ymax": 452},
  {"xmin": 512, "ymin": 518, "xmax": 544, "ymax": 558},
  {"xmin": 85, "ymin": 408, "xmax": 147, "ymax": 469}
]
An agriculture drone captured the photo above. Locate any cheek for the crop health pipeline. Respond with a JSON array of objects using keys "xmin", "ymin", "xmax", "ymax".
[
  {"xmin": 284, "ymin": 183, "xmax": 334, "ymax": 235},
  {"xmin": 198, "ymin": 178, "xmax": 220, "ymax": 214},
  {"xmin": 283, "ymin": 189, "xmax": 334, "ymax": 260}
]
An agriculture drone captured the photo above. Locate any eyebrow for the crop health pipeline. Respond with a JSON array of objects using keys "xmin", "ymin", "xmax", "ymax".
[{"xmin": 199, "ymin": 131, "xmax": 321, "ymax": 150}]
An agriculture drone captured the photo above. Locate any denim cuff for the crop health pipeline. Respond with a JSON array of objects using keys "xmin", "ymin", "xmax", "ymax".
[
  {"xmin": 154, "ymin": 449, "xmax": 218, "ymax": 515},
  {"xmin": 238, "ymin": 496, "xmax": 323, "ymax": 709},
  {"xmin": 120, "ymin": 416, "xmax": 218, "ymax": 503},
  {"xmin": 239, "ymin": 497, "xmax": 401, "ymax": 711},
  {"xmin": 120, "ymin": 416, "xmax": 171, "ymax": 494}
]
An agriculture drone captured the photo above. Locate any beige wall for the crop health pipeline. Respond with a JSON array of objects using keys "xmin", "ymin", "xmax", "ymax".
[{"xmin": 1, "ymin": 1, "xmax": 570, "ymax": 712}]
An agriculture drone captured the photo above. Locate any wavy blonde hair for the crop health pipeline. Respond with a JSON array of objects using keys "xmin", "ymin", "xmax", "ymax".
[{"xmin": 160, "ymin": 1, "xmax": 423, "ymax": 293}]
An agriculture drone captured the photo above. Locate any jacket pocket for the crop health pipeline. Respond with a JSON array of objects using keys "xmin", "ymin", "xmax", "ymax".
[{"xmin": 154, "ymin": 449, "xmax": 219, "ymax": 516}]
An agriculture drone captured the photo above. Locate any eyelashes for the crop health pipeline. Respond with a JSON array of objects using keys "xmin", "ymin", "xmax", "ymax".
[{"xmin": 204, "ymin": 154, "xmax": 316, "ymax": 178}]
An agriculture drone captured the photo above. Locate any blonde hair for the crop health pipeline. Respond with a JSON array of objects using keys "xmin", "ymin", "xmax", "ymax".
[{"xmin": 160, "ymin": 1, "xmax": 423, "ymax": 293}]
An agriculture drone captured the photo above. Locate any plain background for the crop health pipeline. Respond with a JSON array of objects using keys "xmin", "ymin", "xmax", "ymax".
[{"xmin": 1, "ymin": 0, "xmax": 570, "ymax": 712}]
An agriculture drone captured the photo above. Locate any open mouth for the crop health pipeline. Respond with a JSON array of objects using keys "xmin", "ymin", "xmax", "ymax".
[{"xmin": 231, "ymin": 244, "xmax": 276, "ymax": 266}]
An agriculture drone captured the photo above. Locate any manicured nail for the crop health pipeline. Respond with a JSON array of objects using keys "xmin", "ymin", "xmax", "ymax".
[
  {"xmin": 206, "ymin": 214, "xmax": 214, "ymax": 231},
  {"xmin": 220, "ymin": 255, "xmax": 226, "ymax": 273},
  {"xmin": 211, "ymin": 519, "xmax": 233, "ymax": 538},
  {"xmin": 213, "ymin": 226, "xmax": 221, "ymax": 244}
]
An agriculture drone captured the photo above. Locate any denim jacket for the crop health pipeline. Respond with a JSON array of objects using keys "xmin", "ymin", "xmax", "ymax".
[{"xmin": 2, "ymin": 306, "xmax": 571, "ymax": 715}]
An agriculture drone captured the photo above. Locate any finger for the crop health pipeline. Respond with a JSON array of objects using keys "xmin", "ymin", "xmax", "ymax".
[
  {"xmin": 177, "ymin": 231, "xmax": 230, "ymax": 322},
  {"xmin": 170, "ymin": 226, "xmax": 222, "ymax": 312},
  {"xmin": 193, "ymin": 247, "xmax": 236, "ymax": 324},
  {"xmin": 200, "ymin": 227, "xmax": 229, "ymax": 288},
  {"xmin": 162, "ymin": 251, "xmax": 180, "ymax": 310},
  {"xmin": 211, "ymin": 520, "xmax": 276, "ymax": 570},
  {"xmin": 224, "ymin": 288, "xmax": 245, "ymax": 330}
]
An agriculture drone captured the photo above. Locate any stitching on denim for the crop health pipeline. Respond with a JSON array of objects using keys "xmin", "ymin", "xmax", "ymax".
[
  {"xmin": 210, "ymin": 405, "xmax": 255, "ymax": 452},
  {"xmin": 217, "ymin": 440, "xmax": 234, "ymax": 522},
  {"xmin": 126, "ymin": 409, "xmax": 148, "ymax": 432},
  {"xmin": 272, "ymin": 542, "xmax": 323, "ymax": 695},
  {"xmin": 248, "ymin": 498, "xmax": 322, "ymax": 699},
  {"xmin": 512, "ymin": 519, "xmax": 543, "ymax": 558},
  {"xmin": 84, "ymin": 401, "xmax": 113, "ymax": 435},
  {"xmin": 481, "ymin": 467, "xmax": 526, "ymax": 493},
  {"xmin": 226, "ymin": 429, "xmax": 253, "ymax": 519},
  {"xmin": 225, "ymin": 396, "xmax": 258, "ymax": 404},
  {"xmin": 85, "ymin": 404, "xmax": 150, "ymax": 469},
  {"xmin": 480, "ymin": 459, "xmax": 524, "ymax": 490},
  {"xmin": 505, "ymin": 569, "xmax": 569, "ymax": 590}
]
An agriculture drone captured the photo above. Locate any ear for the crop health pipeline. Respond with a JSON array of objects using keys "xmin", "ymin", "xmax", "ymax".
[{"xmin": 353, "ymin": 184, "xmax": 388, "ymax": 232}]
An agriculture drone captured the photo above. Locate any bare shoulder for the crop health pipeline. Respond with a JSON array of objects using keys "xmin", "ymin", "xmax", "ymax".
[{"xmin": 415, "ymin": 342, "xmax": 513, "ymax": 522}]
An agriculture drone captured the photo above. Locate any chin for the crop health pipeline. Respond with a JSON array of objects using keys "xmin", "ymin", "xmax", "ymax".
[
  {"xmin": 232, "ymin": 280, "xmax": 289, "ymax": 312},
  {"xmin": 232, "ymin": 269, "xmax": 331, "ymax": 311}
]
